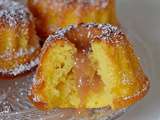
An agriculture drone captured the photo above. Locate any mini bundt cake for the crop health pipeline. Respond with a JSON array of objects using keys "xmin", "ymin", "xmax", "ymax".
[
  {"xmin": 28, "ymin": 0, "xmax": 118, "ymax": 39},
  {"xmin": 29, "ymin": 23, "xmax": 149, "ymax": 110},
  {"xmin": 0, "ymin": 0, "xmax": 40, "ymax": 78}
]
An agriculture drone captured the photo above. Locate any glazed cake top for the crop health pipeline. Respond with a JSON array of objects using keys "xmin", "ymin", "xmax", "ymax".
[
  {"xmin": 0, "ymin": 0, "xmax": 31, "ymax": 27},
  {"xmin": 47, "ymin": 23, "xmax": 125, "ymax": 45}
]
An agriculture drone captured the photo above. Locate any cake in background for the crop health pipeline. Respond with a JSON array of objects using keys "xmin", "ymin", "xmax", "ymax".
[
  {"xmin": 28, "ymin": 0, "xmax": 118, "ymax": 40},
  {"xmin": 29, "ymin": 23, "xmax": 149, "ymax": 110},
  {"xmin": 0, "ymin": 0, "xmax": 40, "ymax": 79}
]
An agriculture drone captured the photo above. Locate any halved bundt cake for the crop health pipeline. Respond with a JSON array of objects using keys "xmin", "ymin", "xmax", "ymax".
[{"xmin": 29, "ymin": 23, "xmax": 149, "ymax": 110}]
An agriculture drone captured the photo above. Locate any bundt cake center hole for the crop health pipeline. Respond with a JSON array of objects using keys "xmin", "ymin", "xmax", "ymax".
[
  {"xmin": 70, "ymin": 38, "xmax": 91, "ymax": 53},
  {"xmin": 72, "ymin": 47, "xmax": 103, "ymax": 107},
  {"xmin": 65, "ymin": 28, "xmax": 105, "ymax": 107},
  {"xmin": 73, "ymin": 51, "xmax": 104, "ymax": 107},
  {"xmin": 59, "ymin": 27, "xmax": 105, "ymax": 107},
  {"xmin": 66, "ymin": 28, "xmax": 92, "ymax": 53}
]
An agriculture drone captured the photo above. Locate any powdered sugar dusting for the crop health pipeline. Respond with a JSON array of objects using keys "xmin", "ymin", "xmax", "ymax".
[
  {"xmin": 0, "ymin": 57, "xmax": 39, "ymax": 76},
  {"xmin": 32, "ymin": 77, "xmax": 43, "ymax": 86},
  {"xmin": 47, "ymin": 23, "xmax": 124, "ymax": 44},
  {"xmin": 0, "ymin": 47, "xmax": 37, "ymax": 60},
  {"xmin": 46, "ymin": 25, "xmax": 74, "ymax": 42},
  {"xmin": 123, "ymin": 80, "xmax": 149, "ymax": 101},
  {"xmin": 0, "ymin": 0, "xmax": 31, "ymax": 27}
]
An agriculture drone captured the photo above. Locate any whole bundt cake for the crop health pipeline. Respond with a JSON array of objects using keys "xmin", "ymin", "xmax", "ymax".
[
  {"xmin": 29, "ymin": 23, "xmax": 149, "ymax": 110},
  {"xmin": 28, "ymin": 0, "xmax": 118, "ymax": 39},
  {"xmin": 0, "ymin": 0, "xmax": 40, "ymax": 79}
]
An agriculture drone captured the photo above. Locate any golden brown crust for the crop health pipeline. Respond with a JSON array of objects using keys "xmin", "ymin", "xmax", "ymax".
[
  {"xmin": 0, "ymin": 48, "xmax": 40, "ymax": 80},
  {"xmin": 113, "ymin": 78, "xmax": 150, "ymax": 109}
]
